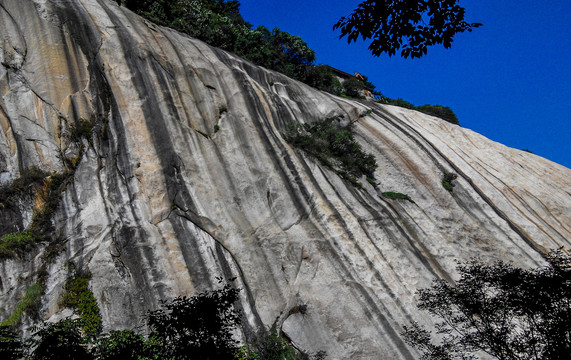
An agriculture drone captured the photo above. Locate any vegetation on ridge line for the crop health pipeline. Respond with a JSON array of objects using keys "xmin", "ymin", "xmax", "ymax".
[
  {"xmin": 118, "ymin": 0, "xmax": 381, "ymax": 99},
  {"xmin": 379, "ymin": 97, "xmax": 459, "ymax": 125}
]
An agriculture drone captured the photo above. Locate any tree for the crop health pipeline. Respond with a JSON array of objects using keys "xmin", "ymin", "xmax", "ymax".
[
  {"xmin": 416, "ymin": 104, "xmax": 459, "ymax": 125},
  {"xmin": 0, "ymin": 325, "xmax": 24, "ymax": 359},
  {"xmin": 402, "ymin": 249, "xmax": 571, "ymax": 359},
  {"xmin": 334, "ymin": 0, "xmax": 482, "ymax": 58},
  {"xmin": 28, "ymin": 318, "xmax": 94, "ymax": 360},
  {"xmin": 303, "ymin": 65, "xmax": 343, "ymax": 96},
  {"xmin": 342, "ymin": 77, "xmax": 366, "ymax": 99},
  {"xmin": 92, "ymin": 329, "xmax": 157, "ymax": 360},
  {"xmin": 146, "ymin": 280, "xmax": 241, "ymax": 359}
]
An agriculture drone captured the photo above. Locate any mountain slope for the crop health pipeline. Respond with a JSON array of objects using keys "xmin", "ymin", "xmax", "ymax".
[{"xmin": 0, "ymin": 1, "xmax": 569, "ymax": 358}]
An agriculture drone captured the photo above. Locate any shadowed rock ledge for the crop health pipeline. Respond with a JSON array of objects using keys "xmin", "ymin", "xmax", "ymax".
[{"xmin": 0, "ymin": 1, "xmax": 569, "ymax": 358}]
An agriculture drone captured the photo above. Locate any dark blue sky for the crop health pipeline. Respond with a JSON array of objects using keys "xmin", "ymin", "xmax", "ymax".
[{"xmin": 238, "ymin": 0, "xmax": 571, "ymax": 169}]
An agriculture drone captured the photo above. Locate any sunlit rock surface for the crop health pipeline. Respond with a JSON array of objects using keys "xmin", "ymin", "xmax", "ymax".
[{"xmin": 1, "ymin": 1, "xmax": 570, "ymax": 358}]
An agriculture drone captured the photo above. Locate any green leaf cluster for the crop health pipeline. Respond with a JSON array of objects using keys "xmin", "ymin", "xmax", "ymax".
[
  {"xmin": 403, "ymin": 248, "xmax": 571, "ymax": 359},
  {"xmin": 0, "ymin": 166, "xmax": 73, "ymax": 260},
  {"xmin": 382, "ymin": 192, "xmax": 414, "ymax": 203},
  {"xmin": 92, "ymin": 329, "xmax": 158, "ymax": 360},
  {"xmin": 0, "ymin": 167, "xmax": 48, "ymax": 208},
  {"xmin": 380, "ymin": 97, "xmax": 460, "ymax": 125},
  {"xmin": 2, "ymin": 279, "xmax": 321, "ymax": 359},
  {"xmin": 334, "ymin": 0, "xmax": 482, "ymax": 58},
  {"xmin": 284, "ymin": 117, "xmax": 376, "ymax": 187},
  {"xmin": 416, "ymin": 105, "xmax": 459, "ymax": 125},
  {"xmin": 442, "ymin": 172, "xmax": 457, "ymax": 192},
  {"xmin": 0, "ymin": 325, "xmax": 24, "ymax": 359},
  {"xmin": 60, "ymin": 272, "xmax": 102, "ymax": 336},
  {"xmin": 124, "ymin": 1, "xmax": 315, "ymax": 81},
  {"xmin": 67, "ymin": 118, "xmax": 95, "ymax": 144},
  {"xmin": 0, "ymin": 232, "xmax": 36, "ymax": 258},
  {"xmin": 27, "ymin": 318, "xmax": 93, "ymax": 360},
  {"xmin": 120, "ymin": 1, "xmax": 380, "ymax": 97},
  {"xmin": 146, "ymin": 281, "xmax": 241, "ymax": 359},
  {"xmin": 1, "ymin": 282, "xmax": 45, "ymax": 328}
]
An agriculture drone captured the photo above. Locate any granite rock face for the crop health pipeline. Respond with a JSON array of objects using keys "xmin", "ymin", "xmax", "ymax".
[{"xmin": 0, "ymin": 1, "xmax": 570, "ymax": 358}]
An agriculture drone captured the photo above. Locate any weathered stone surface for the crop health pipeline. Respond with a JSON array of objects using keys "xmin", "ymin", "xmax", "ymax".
[{"xmin": 0, "ymin": 1, "xmax": 569, "ymax": 358}]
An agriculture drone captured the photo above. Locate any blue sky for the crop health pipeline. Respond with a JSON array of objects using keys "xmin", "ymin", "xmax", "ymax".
[{"xmin": 238, "ymin": 0, "xmax": 571, "ymax": 169}]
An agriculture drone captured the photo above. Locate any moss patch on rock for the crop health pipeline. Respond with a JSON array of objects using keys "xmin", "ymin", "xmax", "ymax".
[
  {"xmin": 1, "ymin": 282, "xmax": 45, "ymax": 327},
  {"xmin": 382, "ymin": 192, "xmax": 414, "ymax": 203}
]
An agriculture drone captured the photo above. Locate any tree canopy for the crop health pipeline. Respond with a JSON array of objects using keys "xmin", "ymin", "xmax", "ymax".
[
  {"xmin": 334, "ymin": 0, "xmax": 482, "ymax": 58},
  {"xmin": 403, "ymin": 249, "xmax": 571, "ymax": 359}
]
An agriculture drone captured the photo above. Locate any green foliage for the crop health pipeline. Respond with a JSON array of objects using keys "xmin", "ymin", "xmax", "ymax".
[
  {"xmin": 0, "ymin": 325, "xmax": 24, "ymax": 359},
  {"xmin": 382, "ymin": 192, "xmax": 413, "ymax": 203},
  {"xmin": 334, "ymin": 0, "xmax": 482, "ymax": 58},
  {"xmin": 235, "ymin": 344, "xmax": 262, "ymax": 360},
  {"xmin": 341, "ymin": 77, "xmax": 366, "ymax": 99},
  {"xmin": 288, "ymin": 304, "xmax": 308, "ymax": 316},
  {"xmin": 28, "ymin": 318, "xmax": 93, "ymax": 360},
  {"xmin": 380, "ymin": 97, "xmax": 460, "ymax": 125},
  {"xmin": 0, "ymin": 168, "xmax": 71, "ymax": 260},
  {"xmin": 250, "ymin": 325, "xmax": 296, "ymax": 360},
  {"xmin": 125, "ymin": 1, "xmax": 379, "ymax": 96},
  {"xmin": 416, "ymin": 105, "xmax": 459, "ymax": 125},
  {"xmin": 402, "ymin": 249, "xmax": 571, "ymax": 360},
  {"xmin": 214, "ymin": 124, "xmax": 221, "ymax": 133},
  {"xmin": 68, "ymin": 118, "xmax": 95, "ymax": 143},
  {"xmin": 60, "ymin": 270, "xmax": 102, "ymax": 336},
  {"xmin": 146, "ymin": 279, "xmax": 241, "ymax": 359},
  {"xmin": 246, "ymin": 324, "xmax": 326, "ymax": 360},
  {"xmin": 10, "ymin": 279, "xmax": 326, "ymax": 359},
  {"xmin": 93, "ymin": 329, "xmax": 157, "ymax": 360},
  {"xmin": 29, "ymin": 171, "xmax": 72, "ymax": 240},
  {"xmin": 125, "ymin": 1, "xmax": 315, "ymax": 81},
  {"xmin": 379, "ymin": 97, "xmax": 416, "ymax": 110},
  {"xmin": 442, "ymin": 172, "xmax": 457, "ymax": 192},
  {"xmin": 360, "ymin": 109, "xmax": 373, "ymax": 117},
  {"xmin": 0, "ymin": 167, "xmax": 48, "ymax": 208},
  {"xmin": 284, "ymin": 117, "xmax": 377, "ymax": 186},
  {"xmin": 1, "ymin": 282, "xmax": 45, "ymax": 328},
  {"xmin": 0, "ymin": 231, "xmax": 36, "ymax": 258}
]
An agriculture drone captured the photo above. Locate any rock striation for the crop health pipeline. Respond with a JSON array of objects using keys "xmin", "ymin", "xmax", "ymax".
[{"xmin": 0, "ymin": 1, "xmax": 570, "ymax": 358}]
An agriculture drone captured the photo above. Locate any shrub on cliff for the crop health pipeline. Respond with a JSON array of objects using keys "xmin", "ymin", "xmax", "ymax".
[
  {"xmin": 380, "ymin": 97, "xmax": 460, "ymax": 125},
  {"xmin": 284, "ymin": 117, "xmax": 376, "ymax": 187},
  {"xmin": 122, "ymin": 0, "xmax": 315, "ymax": 81},
  {"xmin": 0, "ymin": 232, "xmax": 36, "ymax": 258},
  {"xmin": 60, "ymin": 269, "xmax": 102, "ymax": 336},
  {"xmin": 416, "ymin": 105, "xmax": 459, "ymax": 125}
]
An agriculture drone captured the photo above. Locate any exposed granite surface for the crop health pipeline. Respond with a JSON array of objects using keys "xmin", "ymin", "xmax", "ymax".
[{"xmin": 0, "ymin": 1, "xmax": 569, "ymax": 358}]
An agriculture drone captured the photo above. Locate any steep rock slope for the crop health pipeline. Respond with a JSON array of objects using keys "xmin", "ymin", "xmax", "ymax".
[{"xmin": 0, "ymin": 0, "xmax": 570, "ymax": 358}]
